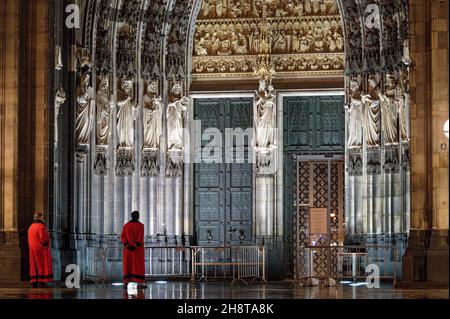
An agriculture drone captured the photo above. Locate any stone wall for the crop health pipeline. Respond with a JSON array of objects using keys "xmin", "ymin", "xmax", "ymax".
[
  {"xmin": 0, "ymin": 0, "xmax": 49, "ymax": 282},
  {"xmin": 401, "ymin": 0, "xmax": 448, "ymax": 287}
]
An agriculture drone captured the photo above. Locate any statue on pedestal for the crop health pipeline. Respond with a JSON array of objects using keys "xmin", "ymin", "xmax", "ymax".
[
  {"xmin": 76, "ymin": 71, "xmax": 95, "ymax": 145},
  {"xmin": 167, "ymin": 83, "xmax": 189, "ymax": 151},
  {"xmin": 142, "ymin": 81, "xmax": 162, "ymax": 149},
  {"xmin": 361, "ymin": 78, "xmax": 381, "ymax": 147},
  {"xmin": 345, "ymin": 79, "xmax": 363, "ymax": 148},
  {"xmin": 96, "ymin": 75, "xmax": 113, "ymax": 146},
  {"xmin": 117, "ymin": 79, "xmax": 138, "ymax": 148},
  {"xmin": 379, "ymin": 74, "xmax": 399, "ymax": 145}
]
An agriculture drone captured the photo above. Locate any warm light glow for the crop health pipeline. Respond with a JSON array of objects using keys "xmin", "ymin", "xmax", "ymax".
[{"xmin": 444, "ymin": 120, "xmax": 449, "ymax": 139}]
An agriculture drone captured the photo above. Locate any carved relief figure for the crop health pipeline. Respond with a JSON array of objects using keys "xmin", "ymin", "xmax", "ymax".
[
  {"xmin": 361, "ymin": 78, "xmax": 381, "ymax": 147},
  {"xmin": 398, "ymin": 71, "xmax": 410, "ymax": 142},
  {"xmin": 55, "ymin": 45, "xmax": 63, "ymax": 70},
  {"xmin": 96, "ymin": 75, "xmax": 113, "ymax": 146},
  {"xmin": 54, "ymin": 86, "xmax": 66, "ymax": 145},
  {"xmin": 143, "ymin": 81, "xmax": 163, "ymax": 149},
  {"xmin": 255, "ymin": 80, "xmax": 276, "ymax": 148},
  {"xmin": 379, "ymin": 74, "xmax": 399, "ymax": 145},
  {"xmin": 345, "ymin": 80, "xmax": 363, "ymax": 148},
  {"xmin": 167, "ymin": 84, "xmax": 189, "ymax": 151},
  {"xmin": 116, "ymin": 79, "xmax": 138, "ymax": 148},
  {"xmin": 76, "ymin": 71, "xmax": 95, "ymax": 145}
]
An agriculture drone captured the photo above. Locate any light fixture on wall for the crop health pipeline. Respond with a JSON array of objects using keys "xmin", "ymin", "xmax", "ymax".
[{"xmin": 444, "ymin": 119, "xmax": 449, "ymax": 139}]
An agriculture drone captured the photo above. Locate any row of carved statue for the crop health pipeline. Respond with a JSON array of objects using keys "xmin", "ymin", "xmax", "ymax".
[
  {"xmin": 198, "ymin": 0, "xmax": 339, "ymax": 20},
  {"xmin": 60, "ymin": 72, "xmax": 189, "ymax": 153},
  {"xmin": 345, "ymin": 71, "xmax": 410, "ymax": 148},
  {"xmin": 194, "ymin": 20, "xmax": 343, "ymax": 56}
]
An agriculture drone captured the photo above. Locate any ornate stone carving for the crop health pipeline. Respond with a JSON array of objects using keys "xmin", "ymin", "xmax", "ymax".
[
  {"xmin": 362, "ymin": 2, "xmax": 381, "ymax": 73},
  {"xmin": 141, "ymin": 149, "xmax": 160, "ymax": 177},
  {"xmin": 54, "ymin": 86, "xmax": 66, "ymax": 146},
  {"xmin": 347, "ymin": 149, "xmax": 363, "ymax": 176},
  {"xmin": 255, "ymin": 149, "xmax": 276, "ymax": 175},
  {"xmin": 193, "ymin": 0, "xmax": 344, "ymax": 80},
  {"xmin": 94, "ymin": 0, "xmax": 114, "ymax": 74},
  {"xmin": 76, "ymin": 69, "xmax": 95, "ymax": 145},
  {"xmin": 167, "ymin": 83, "xmax": 189, "ymax": 151},
  {"xmin": 115, "ymin": 148, "xmax": 135, "ymax": 176},
  {"xmin": 166, "ymin": 151, "xmax": 183, "ymax": 177},
  {"xmin": 399, "ymin": 70, "xmax": 410, "ymax": 142},
  {"xmin": 339, "ymin": 0, "xmax": 363, "ymax": 75},
  {"xmin": 55, "ymin": 45, "xmax": 63, "ymax": 70},
  {"xmin": 166, "ymin": 0, "xmax": 194, "ymax": 80},
  {"xmin": 76, "ymin": 149, "xmax": 88, "ymax": 163},
  {"xmin": 383, "ymin": 145, "xmax": 400, "ymax": 174},
  {"xmin": 366, "ymin": 148, "xmax": 381, "ymax": 175},
  {"xmin": 142, "ymin": 0, "xmax": 166, "ymax": 80},
  {"xmin": 345, "ymin": 79, "xmax": 363, "ymax": 148},
  {"xmin": 402, "ymin": 143, "xmax": 410, "ymax": 171},
  {"xmin": 143, "ymin": 81, "xmax": 162, "ymax": 149},
  {"xmin": 94, "ymin": 146, "xmax": 108, "ymax": 176}
]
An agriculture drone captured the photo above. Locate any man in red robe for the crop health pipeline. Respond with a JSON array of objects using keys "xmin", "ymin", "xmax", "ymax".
[
  {"xmin": 28, "ymin": 212, "xmax": 53, "ymax": 288},
  {"xmin": 121, "ymin": 211, "xmax": 146, "ymax": 289}
]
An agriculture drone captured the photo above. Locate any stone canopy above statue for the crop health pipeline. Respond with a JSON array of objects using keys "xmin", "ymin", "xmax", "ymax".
[{"xmin": 193, "ymin": 0, "xmax": 345, "ymax": 81}]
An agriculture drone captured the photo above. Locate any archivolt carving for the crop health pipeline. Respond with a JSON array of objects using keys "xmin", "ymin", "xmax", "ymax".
[
  {"xmin": 166, "ymin": 0, "xmax": 195, "ymax": 80},
  {"xmin": 94, "ymin": 0, "xmax": 114, "ymax": 75},
  {"xmin": 142, "ymin": 0, "xmax": 167, "ymax": 80},
  {"xmin": 116, "ymin": 0, "xmax": 142, "ymax": 78},
  {"xmin": 193, "ymin": 0, "xmax": 344, "ymax": 79}
]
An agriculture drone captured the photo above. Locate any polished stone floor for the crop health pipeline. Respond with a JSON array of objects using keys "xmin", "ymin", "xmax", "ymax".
[{"xmin": 0, "ymin": 281, "xmax": 448, "ymax": 299}]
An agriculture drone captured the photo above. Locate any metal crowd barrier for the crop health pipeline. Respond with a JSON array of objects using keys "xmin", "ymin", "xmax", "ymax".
[
  {"xmin": 85, "ymin": 246, "xmax": 191, "ymax": 284},
  {"xmin": 85, "ymin": 245, "xmax": 265, "ymax": 286},
  {"xmin": 292, "ymin": 245, "xmax": 400, "ymax": 286},
  {"xmin": 191, "ymin": 245, "xmax": 266, "ymax": 285}
]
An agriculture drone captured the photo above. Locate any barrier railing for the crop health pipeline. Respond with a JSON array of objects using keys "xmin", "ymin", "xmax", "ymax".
[
  {"xmin": 85, "ymin": 246, "xmax": 191, "ymax": 284},
  {"xmin": 292, "ymin": 245, "xmax": 400, "ymax": 286},
  {"xmin": 190, "ymin": 245, "xmax": 266, "ymax": 285},
  {"xmin": 85, "ymin": 245, "xmax": 265, "ymax": 286}
]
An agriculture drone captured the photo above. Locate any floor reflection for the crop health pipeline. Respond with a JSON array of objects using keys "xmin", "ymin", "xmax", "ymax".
[{"xmin": 0, "ymin": 282, "xmax": 447, "ymax": 299}]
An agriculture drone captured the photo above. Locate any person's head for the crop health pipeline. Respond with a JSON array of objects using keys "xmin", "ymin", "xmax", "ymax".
[
  {"xmin": 33, "ymin": 212, "xmax": 45, "ymax": 222},
  {"xmin": 131, "ymin": 211, "xmax": 140, "ymax": 221}
]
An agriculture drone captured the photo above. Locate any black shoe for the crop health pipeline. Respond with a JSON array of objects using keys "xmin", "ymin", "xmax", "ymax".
[
  {"xmin": 38, "ymin": 283, "xmax": 50, "ymax": 288},
  {"xmin": 31, "ymin": 282, "xmax": 39, "ymax": 288}
]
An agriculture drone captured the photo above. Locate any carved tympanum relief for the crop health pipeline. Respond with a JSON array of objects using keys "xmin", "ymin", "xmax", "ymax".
[{"xmin": 193, "ymin": 0, "xmax": 344, "ymax": 79}]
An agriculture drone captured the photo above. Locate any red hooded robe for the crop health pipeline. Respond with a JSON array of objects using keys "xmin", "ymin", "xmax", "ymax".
[
  {"xmin": 121, "ymin": 220, "xmax": 145, "ymax": 283},
  {"xmin": 28, "ymin": 220, "xmax": 53, "ymax": 283}
]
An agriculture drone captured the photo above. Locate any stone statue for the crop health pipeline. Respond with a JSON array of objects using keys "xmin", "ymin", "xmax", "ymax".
[
  {"xmin": 143, "ymin": 81, "xmax": 162, "ymax": 149},
  {"xmin": 54, "ymin": 86, "xmax": 66, "ymax": 146},
  {"xmin": 95, "ymin": 75, "xmax": 113, "ymax": 146},
  {"xmin": 379, "ymin": 74, "xmax": 399, "ymax": 145},
  {"xmin": 55, "ymin": 45, "xmax": 63, "ymax": 70},
  {"xmin": 361, "ymin": 78, "xmax": 381, "ymax": 147},
  {"xmin": 345, "ymin": 80, "xmax": 363, "ymax": 148},
  {"xmin": 255, "ymin": 80, "xmax": 276, "ymax": 149},
  {"xmin": 167, "ymin": 84, "xmax": 189, "ymax": 151},
  {"xmin": 116, "ymin": 79, "xmax": 138, "ymax": 148},
  {"xmin": 76, "ymin": 72, "xmax": 95, "ymax": 145},
  {"xmin": 398, "ymin": 71, "xmax": 410, "ymax": 142}
]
